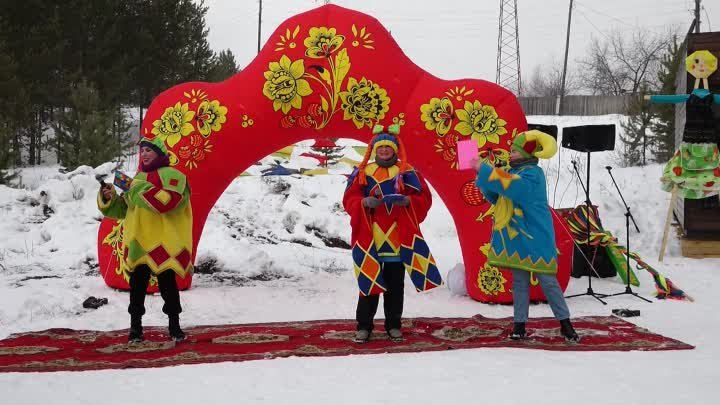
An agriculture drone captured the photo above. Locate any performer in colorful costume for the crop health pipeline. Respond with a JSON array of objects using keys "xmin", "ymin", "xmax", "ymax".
[
  {"xmin": 648, "ymin": 50, "xmax": 720, "ymax": 261},
  {"xmin": 343, "ymin": 124, "xmax": 442, "ymax": 343},
  {"xmin": 98, "ymin": 136, "xmax": 193, "ymax": 343},
  {"xmin": 647, "ymin": 50, "xmax": 720, "ymax": 199},
  {"xmin": 474, "ymin": 130, "xmax": 579, "ymax": 342}
]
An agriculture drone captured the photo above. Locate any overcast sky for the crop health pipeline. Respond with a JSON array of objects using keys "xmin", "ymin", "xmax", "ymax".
[{"xmin": 202, "ymin": 0, "xmax": 719, "ymax": 82}]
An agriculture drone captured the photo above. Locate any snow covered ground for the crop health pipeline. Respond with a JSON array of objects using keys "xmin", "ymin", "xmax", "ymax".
[{"xmin": 0, "ymin": 116, "xmax": 718, "ymax": 404}]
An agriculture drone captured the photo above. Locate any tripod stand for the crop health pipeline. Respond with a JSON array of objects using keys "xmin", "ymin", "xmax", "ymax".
[
  {"xmin": 565, "ymin": 151, "xmax": 608, "ymax": 304},
  {"xmin": 605, "ymin": 166, "xmax": 652, "ymax": 303}
]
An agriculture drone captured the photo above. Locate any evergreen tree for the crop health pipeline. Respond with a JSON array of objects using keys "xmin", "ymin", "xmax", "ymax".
[
  {"xmin": 0, "ymin": 0, "xmax": 221, "ymax": 165},
  {"xmin": 132, "ymin": 0, "xmax": 215, "ymax": 117},
  {"xmin": 619, "ymin": 88, "xmax": 655, "ymax": 167},
  {"xmin": 207, "ymin": 49, "xmax": 240, "ymax": 82},
  {"xmin": 53, "ymin": 80, "xmax": 130, "ymax": 170},
  {"xmin": 0, "ymin": 40, "xmax": 19, "ymax": 183},
  {"xmin": 650, "ymin": 36, "xmax": 682, "ymax": 163}
]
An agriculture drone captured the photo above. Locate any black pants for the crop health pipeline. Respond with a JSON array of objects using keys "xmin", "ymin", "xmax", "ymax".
[
  {"xmin": 128, "ymin": 265, "xmax": 182, "ymax": 317},
  {"xmin": 356, "ymin": 261, "xmax": 405, "ymax": 332}
]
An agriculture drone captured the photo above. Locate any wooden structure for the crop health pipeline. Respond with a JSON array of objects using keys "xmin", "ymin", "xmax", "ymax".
[{"xmin": 673, "ymin": 32, "xmax": 720, "ymax": 257}]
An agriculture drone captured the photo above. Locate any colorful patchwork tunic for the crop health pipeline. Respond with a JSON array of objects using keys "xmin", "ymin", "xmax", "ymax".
[
  {"xmin": 475, "ymin": 162, "xmax": 558, "ymax": 274},
  {"xmin": 343, "ymin": 163, "xmax": 443, "ymax": 295},
  {"xmin": 97, "ymin": 167, "xmax": 193, "ymax": 278}
]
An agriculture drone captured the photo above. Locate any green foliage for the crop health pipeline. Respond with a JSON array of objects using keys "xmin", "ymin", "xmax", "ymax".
[
  {"xmin": 0, "ymin": 0, "xmax": 220, "ymax": 167},
  {"xmin": 650, "ymin": 36, "xmax": 683, "ymax": 163},
  {"xmin": 620, "ymin": 92, "xmax": 654, "ymax": 167},
  {"xmin": 52, "ymin": 80, "xmax": 132, "ymax": 170},
  {"xmin": 207, "ymin": 49, "xmax": 240, "ymax": 83}
]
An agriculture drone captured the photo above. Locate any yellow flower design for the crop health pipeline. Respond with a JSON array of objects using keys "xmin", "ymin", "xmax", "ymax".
[
  {"xmin": 477, "ymin": 263, "xmax": 507, "ymax": 296},
  {"xmin": 263, "ymin": 55, "xmax": 313, "ymax": 114},
  {"xmin": 151, "ymin": 102, "xmax": 196, "ymax": 148},
  {"xmin": 445, "ymin": 86, "xmax": 474, "ymax": 102},
  {"xmin": 478, "ymin": 148, "xmax": 510, "ymax": 168},
  {"xmin": 455, "ymin": 100, "xmax": 507, "ymax": 147},
  {"xmin": 351, "ymin": 24, "xmax": 375, "ymax": 49},
  {"xmin": 183, "ymin": 89, "xmax": 208, "ymax": 103},
  {"xmin": 339, "ymin": 77, "xmax": 390, "ymax": 129},
  {"xmin": 304, "ymin": 26, "xmax": 345, "ymax": 58},
  {"xmin": 168, "ymin": 151, "xmax": 179, "ymax": 166},
  {"xmin": 275, "ymin": 25, "xmax": 301, "ymax": 52},
  {"xmin": 420, "ymin": 97, "xmax": 454, "ymax": 136},
  {"xmin": 196, "ymin": 99, "xmax": 228, "ymax": 137}
]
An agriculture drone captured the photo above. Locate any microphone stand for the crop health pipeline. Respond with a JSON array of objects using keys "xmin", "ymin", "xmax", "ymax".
[
  {"xmin": 565, "ymin": 154, "xmax": 608, "ymax": 304},
  {"xmin": 605, "ymin": 166, "xmax": 651, "ymax": 303}
]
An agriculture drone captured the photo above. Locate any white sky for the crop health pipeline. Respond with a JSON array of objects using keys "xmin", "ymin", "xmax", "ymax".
[{"xmin": 202, "ymin": 0, "xmax": 719, "ymax": 82}]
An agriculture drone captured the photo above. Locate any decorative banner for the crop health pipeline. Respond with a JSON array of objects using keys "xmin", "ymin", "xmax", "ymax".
[{"xmin": 97, "ymin": 4, "xmax": 571, "ymax": 302}]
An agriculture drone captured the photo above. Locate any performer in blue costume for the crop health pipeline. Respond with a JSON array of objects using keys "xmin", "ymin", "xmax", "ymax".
[{"xmin": 474, "ymin": 130, "xmax": 579, "ymax": 343}]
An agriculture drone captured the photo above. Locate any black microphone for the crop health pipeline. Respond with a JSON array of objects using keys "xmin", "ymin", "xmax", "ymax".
[{"xmin": 605, "ymin": 166, "xmax": 612, "ymax": 171}]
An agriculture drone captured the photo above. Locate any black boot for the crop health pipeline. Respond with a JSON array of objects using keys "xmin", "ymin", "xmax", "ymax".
[
  {"xmin": 560, "ymin": 319, "xmax": 580, "ymax": 343},
  {"xmin": 168, "ymin": 315, "xmax": 186, "ymax": 342},
  {"xmin": 128, "ymin": 316, "xmax": 144, "ymax": 343},
  {"xmin": 510, "ymin": 322, "xmax": 526, "ymax": 340}
]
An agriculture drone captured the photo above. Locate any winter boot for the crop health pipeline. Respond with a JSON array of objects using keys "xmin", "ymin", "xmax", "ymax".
[
  {"xmin": 353, "ymin": 329, "xmax": 371, "ymax": 344},
  {"xmin": 510, "ymin": 322, "xmax": 526, "ymax": 340},
  {"xmin": 128, "ymin": 316, "xmax": 144, "ymax": 343},
  {"xmin": 387, "ymin": 328, "xmax": 404, "ymax": 342},
  {"xmin": 559, "ymin": 319, "xmax": 580, "ymax": 343},
  {"xmin": 168, "ymin": 315, "xmax": 186, "ymax": 342}
]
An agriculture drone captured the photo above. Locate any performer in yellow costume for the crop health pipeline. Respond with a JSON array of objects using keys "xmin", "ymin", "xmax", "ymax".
[{"xmin": 99, "ymin": 136, "xmax": 193, "ymax": 343}]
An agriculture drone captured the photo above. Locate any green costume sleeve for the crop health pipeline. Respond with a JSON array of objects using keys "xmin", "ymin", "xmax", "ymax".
[{"xmin": 97, "ymin": 191, "xmax": 128, "ymax": 219}]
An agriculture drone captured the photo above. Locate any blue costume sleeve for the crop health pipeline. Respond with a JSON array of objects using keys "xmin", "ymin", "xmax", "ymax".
[
  {"xmin": 648, "ymin": 94, "xmax": 690, "ymax": 104},
  {"xmin": 475, "ymin": 163, "xmax": 543, "ymax": 204},
  {"xmin": 474, "ymin": 175, "xmax": 499, "ymax": 204}
]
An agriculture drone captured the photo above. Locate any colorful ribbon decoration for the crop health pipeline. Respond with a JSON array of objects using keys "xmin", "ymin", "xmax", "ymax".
[{"xmin": 565, "ymin": 205, "xmax": 691, "ymax": 301}]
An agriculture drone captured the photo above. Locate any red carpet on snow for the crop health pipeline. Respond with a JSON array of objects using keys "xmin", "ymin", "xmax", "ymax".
[{"xmin": 0, "ymin": 315, "xmax": 693, "ymax": 373}]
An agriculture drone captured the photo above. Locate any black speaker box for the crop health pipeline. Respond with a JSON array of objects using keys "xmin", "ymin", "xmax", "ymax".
[
  {"xmin": 562, "ymin": 124, "xmax": 616, "ymax": 152},
  {"xmin": 527, "ymin": 123, "xmax": 558, "ymax": 139}
]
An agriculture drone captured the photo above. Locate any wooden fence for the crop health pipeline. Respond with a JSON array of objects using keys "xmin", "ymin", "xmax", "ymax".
[{"xmin": 518, "ymin": 94, "xmax": 637, "ymax": 116}]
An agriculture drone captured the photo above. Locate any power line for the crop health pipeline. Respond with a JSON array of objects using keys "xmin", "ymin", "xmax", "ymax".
[
  {"xmin": 575, "ymin": 0, "xmax": 686, "ymax": 34},
  {"xmin": 576, "ymin": 9, "xmax": 612, "ymax": 41}
]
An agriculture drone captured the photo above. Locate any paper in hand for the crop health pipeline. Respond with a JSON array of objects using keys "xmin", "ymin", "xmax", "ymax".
[{"xmin": 456, "ymin": 139, "xmax": 479, "ymax": 170}]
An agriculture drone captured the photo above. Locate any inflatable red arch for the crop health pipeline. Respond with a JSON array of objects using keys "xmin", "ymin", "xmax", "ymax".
[{"xmin": 97, "ymin": 4, "xmax": 572, "ymax": 303}]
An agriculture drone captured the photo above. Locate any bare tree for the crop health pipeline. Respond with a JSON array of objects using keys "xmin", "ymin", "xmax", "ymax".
[
  {"xmin": 524, "ymin": 58, "xmax": 581, "ymax": 97},
  {"xmin": 579, "ymin": 28, "xmax": 675, "ymax": 95}
]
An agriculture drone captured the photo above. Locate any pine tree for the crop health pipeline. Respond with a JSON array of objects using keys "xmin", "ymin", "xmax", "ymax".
[
  {"xmin": 53, "ymin": 80, "xmax": 130, "ymax": 170},
  {"xmin": 619, "ymin": 88, "xmax": 655, "ymax": 167},
  {"xmin": 132, "ymin": 0, "xmax": 216, "ymax": 114},
  {"xmin": 0, "ymin": 0, "xmax": 222, "ymax": 166},
  {"xmin": 650, "ymin": 36, "xmax": 682, "ymax": 163},
  {"xmin": 0, "ymin": 39, "xmax": 21, "ymax": 184},
  {"xmin": 207, "ymin": 49, "xmax": 240, "ymax": 82}
]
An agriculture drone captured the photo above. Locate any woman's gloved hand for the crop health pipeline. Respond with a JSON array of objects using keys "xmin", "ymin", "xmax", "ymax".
[{"xmin": 362, "ymin": 196, "xmax": 382, "ymax": 208}]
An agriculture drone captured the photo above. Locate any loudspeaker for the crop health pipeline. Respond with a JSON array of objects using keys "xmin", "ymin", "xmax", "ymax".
[
  {"xmin": 527, "ymin": 123, "xmax": 558, "ymax": 139},
  {"xmin": 562, "ymin": 124, "xmax": 616, "ymax": 152}
]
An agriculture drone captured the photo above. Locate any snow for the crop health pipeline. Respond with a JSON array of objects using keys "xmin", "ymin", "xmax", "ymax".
[{"xmin": 0, "ymin": 116, "xmax": 718, "ymax": 404}]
